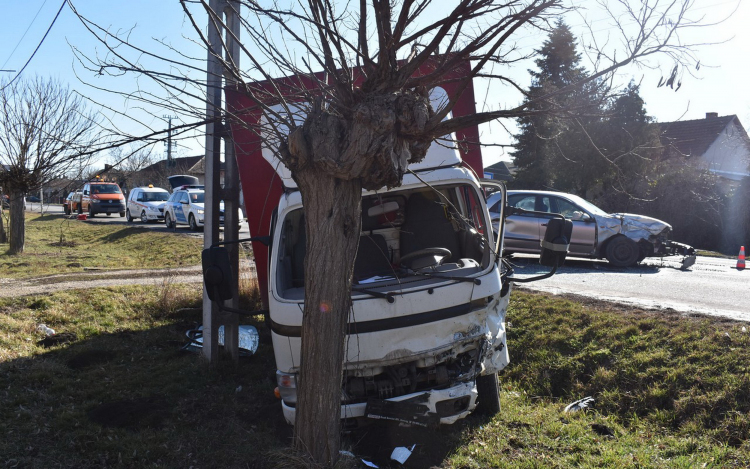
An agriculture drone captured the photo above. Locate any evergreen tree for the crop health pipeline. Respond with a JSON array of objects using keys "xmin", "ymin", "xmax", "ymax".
[{"xmin": 511, "ymin": 21, "xmax": 606, "ymax": 194}]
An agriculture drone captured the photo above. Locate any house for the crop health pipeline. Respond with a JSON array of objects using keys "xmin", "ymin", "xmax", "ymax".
[
  {"xmin": 659, "ymin": 113, "xmax": 750, "ymax": 184},
  {"xmin": 483, "ymin": 160, "xmax": 515, "ymax": 182}
]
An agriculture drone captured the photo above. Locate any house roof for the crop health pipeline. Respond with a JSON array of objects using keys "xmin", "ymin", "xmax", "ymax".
[
  {"xmin": 658, "ymin": 114, "xmax": 743, "ymax": 157},
  {"xmin": 483, "ymin": 161, "xmax": 514, "ymax": 181},
  {"xmin": 139, "ymin": 155, "xmax": 204, "ymax": 174},
  {"xmin": 187, "ymin": 157, "xmax": 226, "ymax": 175}
]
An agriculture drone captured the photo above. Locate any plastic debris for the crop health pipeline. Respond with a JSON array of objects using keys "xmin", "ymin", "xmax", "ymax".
[
  {"xmin": 183, "ymin": 325, "xmax": 259, "ymax": 356},
  {"xmin": 339, "ymin": 450, "xmax": 378, "ymax": 468},
  {"xmin": 391, "ymin": 445, "xmax": 416, "ymax": 464},
  {"xmin": 37, "ymin": 324, "xmax": 55, "ymax": 336},
  {"xmin": 564, "ymin": 396, "xmax": 595, "ymax": 413}
]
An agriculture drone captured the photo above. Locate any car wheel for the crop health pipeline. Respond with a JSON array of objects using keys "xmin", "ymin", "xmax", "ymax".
[
  {"xmin": 141, "ymin": 210, "xmax": 148, "ymax": 223},
  {"xmin": 165, "ymin": 212, "xmax": 173, "ymax": 229},
  {"xmin": 189, "ymin": 214, "xmax": 199, "ymax": 231},
  {"xmin": 605, "ymin": 236, "xmax": 639, "ymax": 267},
  {"xmin": 88, "ymin": 204, "xmax": 95, "ymax": 218},
  {"xmin": 126, "ymin": 209, "xmax": 133, "ymax": 222},
  {"xmin": 475, "ymin": 373, "xmax": 501, "ymax": 415}
]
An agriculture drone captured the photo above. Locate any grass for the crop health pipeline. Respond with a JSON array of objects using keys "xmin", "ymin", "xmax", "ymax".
[
  {"xmin": 0, "ymin": 212, "xmax": 204, "ymax": 278},
  {"xmin": 2, "ymin": 284, "xmax": 750, "ymax": 468}
]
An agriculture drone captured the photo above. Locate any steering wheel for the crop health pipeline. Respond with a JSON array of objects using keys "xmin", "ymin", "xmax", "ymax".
[{"xmin": 400, "ymin": 247, "xmax": 452, "ymax": 270}]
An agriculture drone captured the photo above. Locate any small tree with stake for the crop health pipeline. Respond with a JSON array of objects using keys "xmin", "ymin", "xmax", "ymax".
[
  {"xmin": 0, "ymin": 77, "xmax": 100, "ymax": 254},
  {"xmin": 69, "ymin": 0, "xmax": 705, "ymax": 465}
]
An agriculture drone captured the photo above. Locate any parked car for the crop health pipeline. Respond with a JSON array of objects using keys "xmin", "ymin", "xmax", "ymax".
[
  {"xmin": 25, "ymin": 196, "xmax": 41, "ymax": 203},
  {"xmin": 126, "ymin": 186, "xmax": 170, "ymax": 223},
  {"xmin": 78, "ymin": 180, "xmax": 126, "ymax": 217},
  {"xmin": 487, "ymin": 190, "xmax": 696, "ymax": 267},
  {"xmin": 63, "ymin": 191, "xmax": 81, "ymax": 215}
]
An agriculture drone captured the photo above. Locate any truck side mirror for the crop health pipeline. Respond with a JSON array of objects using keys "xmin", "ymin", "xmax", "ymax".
[
  {"xmin": 540, "ymin": 217, "xmax": 573, "ymax": 267},
  {"xmin": 202, "ymin": 246, "xmax": 235, "ymax": 302}
]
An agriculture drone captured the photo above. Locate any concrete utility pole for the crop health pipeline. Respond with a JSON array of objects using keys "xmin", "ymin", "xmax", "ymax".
[{"xmin": 203, "ymin": 0, "xmax": 241, "ymax": 364}]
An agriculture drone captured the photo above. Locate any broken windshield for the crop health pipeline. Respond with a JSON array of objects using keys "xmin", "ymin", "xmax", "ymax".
[{"xmin": 274, "ymin": 183, "xmax": 491, "ymax": 299}]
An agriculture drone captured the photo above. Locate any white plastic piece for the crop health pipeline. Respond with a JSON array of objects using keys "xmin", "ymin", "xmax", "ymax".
[
  {"xmin": 391, "ymin": 445, "xmax": 416, "ymax": 464},
  {"xmin": 37, "ymin": 324, "xmax": 55, "ymax": 336}
]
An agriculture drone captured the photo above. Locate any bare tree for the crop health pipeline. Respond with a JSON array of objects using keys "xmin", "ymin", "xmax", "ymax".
[
  {"xmin": 68, "ymin": 0, "xmax": 706, "ymax": 464},
  {"xmin": 0, "ymin": 77, "xmax": 101, "ymax": 254}
]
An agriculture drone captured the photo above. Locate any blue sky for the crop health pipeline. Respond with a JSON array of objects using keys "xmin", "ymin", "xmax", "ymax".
[{"xmin": 1, "ymin": 0, "xmax": 748, "ymax": 168}]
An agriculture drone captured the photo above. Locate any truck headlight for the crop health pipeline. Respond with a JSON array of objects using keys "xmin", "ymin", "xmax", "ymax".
[{"xmin": 276, "ymin": 371, "xmax": 298, "ymax": 404}]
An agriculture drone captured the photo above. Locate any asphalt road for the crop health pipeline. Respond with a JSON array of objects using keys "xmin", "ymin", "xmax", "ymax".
[
  {"xmin": 509, "ymin": 254, "xmax": 748, "ymax": 321},
  {"xmin": 26, "ymin": 203, "xmax": 250, "ymax": 236},
  {"xmin": 23, "ymin": 203, "xmax": 748, "ymax": 321}
]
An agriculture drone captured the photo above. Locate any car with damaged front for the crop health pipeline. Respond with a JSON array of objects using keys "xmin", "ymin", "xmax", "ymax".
[{"xmin": 487, "ymin": 190, "xmax": 695, "ymax": 268}]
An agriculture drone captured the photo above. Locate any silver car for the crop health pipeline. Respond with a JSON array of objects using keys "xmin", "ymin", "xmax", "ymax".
[{"xmin": 487, "ymin": 190, "xmax": 695, "ymax": 268}]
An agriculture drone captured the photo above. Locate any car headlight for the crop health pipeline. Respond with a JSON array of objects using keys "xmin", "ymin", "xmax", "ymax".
[{"xmin": 197, "ymin": 209, "xmax": 204, "ymax": 215}]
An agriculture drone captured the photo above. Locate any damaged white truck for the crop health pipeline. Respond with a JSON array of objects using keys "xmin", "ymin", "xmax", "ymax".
[{"xmin": 201, "ymin": 71, "xmax": 573, "ymax": 427}]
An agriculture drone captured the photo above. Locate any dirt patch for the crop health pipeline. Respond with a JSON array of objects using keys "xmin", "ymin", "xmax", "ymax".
[
  {"xmin": 88, "ymin": 396, "xmax": 170, "ymax": 429},
  {"xmin": 49, "ymin": 240, "xmax": 77, "ymax": 248},
  {"xmin": 67, "ymin": 349, "xmax": 117, "ymax": 370},
  {"xmin": 66, "ymin": 262, "xmax": 82, "ymax": 267}
]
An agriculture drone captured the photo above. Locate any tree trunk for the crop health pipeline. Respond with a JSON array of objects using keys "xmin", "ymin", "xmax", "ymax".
[
  {"xmin": 0, "ymin": 205, "xmax": 7, "ymax": 244},
  {"xmin": 8, "ymin": 191, "xmax": 25, "ymax": 254},
  {"xmin": 293, "ymin": 171, "xmax": 362, "ymax": 467}
]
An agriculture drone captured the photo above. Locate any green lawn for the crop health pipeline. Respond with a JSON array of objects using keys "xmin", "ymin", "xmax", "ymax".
[
  {"xmin": 2, "ymin": 286, "xmax": 749, "ymax": 468},
  {"xmin": 0, "ymin": 212, "xmax": 204, "ymax": 278}
]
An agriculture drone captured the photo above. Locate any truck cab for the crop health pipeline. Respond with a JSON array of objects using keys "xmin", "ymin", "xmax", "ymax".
[
  {"xmin": 79, "ymin": 180, "xmax": 126, "ymax": 218},
  {"xmin": 269, "ymin": 166, "xmax": 510, "ymax": 426}
]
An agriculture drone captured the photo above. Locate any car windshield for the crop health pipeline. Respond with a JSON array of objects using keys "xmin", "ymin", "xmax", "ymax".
[
  {"xmin": 564, "ymin": 194, "xmax": 609, "ymax": 217},
  {"xmin": 189, "ymin": 192, "xmax": 205, "ymax": 203},
  {"xmin": 143, "ymin": 191, "xmax": 169, "ymax": 202},
  {"xmin": 92, "ymin": 184, "xmax": 121, "ymax": 194}
]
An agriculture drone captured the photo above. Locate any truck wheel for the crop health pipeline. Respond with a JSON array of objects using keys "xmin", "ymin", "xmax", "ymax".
[
  {"xmin": 165, "ymin": 212, "xmax": 174, "ymax": 229},
  {"xmin": 189, "ymin": 214, "xmax": 199, "ymax": 231},
  {"xmin": 88, "ymin": 205, "xmax": 96, "ymax": 218},
  {"xmin": 126, "ymin": 209, "xmax": 133, "ymax": 222},
  {"xmin": 606, "ymin": 236, "xmax": 639, "ymax": 267},
  {"xmin": 64, "ymin": 205, "xmax": 70, "ymax": 215},
  {"xmin": 106, "ymin": 213, "xmax": 111, "ymax": 216},
  {"xmin": 77, "ymin": 204, "xmax": 83, "ymax": 215},
  {"xmin": 119, "ymin": 211, "xmax": 125, "ymax": 217},
  {"xmin": 475, "ymin": 373, "xmax": 501, "ymax": 415}
]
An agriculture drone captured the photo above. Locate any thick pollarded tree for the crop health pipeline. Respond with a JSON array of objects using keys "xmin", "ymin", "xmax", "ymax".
[
  {"xmin": 68, "ymin": 0, "xmax": 705, "ymax": 465},
  {"xmin": 0, "ymin": 77, "xmax": 100, "ymax": 254}
]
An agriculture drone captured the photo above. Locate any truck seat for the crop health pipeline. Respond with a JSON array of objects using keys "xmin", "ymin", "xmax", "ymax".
[
  {"xmin": 400, "ymin": 192, "xmax": 460, "ymax": 263},
  {"xmin": 354, "ymin": 234, "xmax": 392, "ymax": 281}
]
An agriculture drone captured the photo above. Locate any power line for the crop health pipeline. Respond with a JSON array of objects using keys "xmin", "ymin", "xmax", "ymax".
[
  {"xmin": 1, "ymin": 0, "xmax": 68, "ymax": 91},
  {"xmin": 1, "ymin": 0, "xmax": 50, "ymax": 71}
]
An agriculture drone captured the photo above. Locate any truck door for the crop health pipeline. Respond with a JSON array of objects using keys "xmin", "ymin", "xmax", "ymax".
[
  {"xmin": 549, "ymin": 196, "xmax": 597, "ymax": 257},
  {"xmin": 505, "ymin": 194, "xmax": 546, "ymax": 253}
]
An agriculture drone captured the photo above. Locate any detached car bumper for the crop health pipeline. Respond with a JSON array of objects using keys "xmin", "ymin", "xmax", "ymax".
[{"xmin": 280, "ymin": 381, "xmax": 478, "ymax": 427}]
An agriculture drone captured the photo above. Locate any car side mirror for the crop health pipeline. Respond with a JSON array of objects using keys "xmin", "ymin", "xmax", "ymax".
[
  {"xmin": 202, "ymin": 246, "xmax": 235, "ymax": 302},
  {"xmin": 83, "ymin": 190, "xmax": 89, "ymax": 195},
  {"xmin": 540, "ymin": 217, "xmax": 573, "ymax": 267}
]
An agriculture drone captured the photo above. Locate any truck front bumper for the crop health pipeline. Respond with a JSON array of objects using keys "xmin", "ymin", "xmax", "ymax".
[{"xmin": 280, "ymin": 381, "xmax": 478, "ymax": 427}]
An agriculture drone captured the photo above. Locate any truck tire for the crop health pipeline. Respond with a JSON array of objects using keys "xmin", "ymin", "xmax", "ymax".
[
  {"xmin": 88, "ymin": 204, "xmax": 96, "ymax": 218},
  {"xmin": 119, "ymin": 211, "xmax": 125, "ymax": 217},
  {"xmin": 77, "ymin": 204, "xmax": 83, "ymax": 215},
  {"xmin": 475, "ymin": 373, "xmax": 501, "ymax": 415},
  {"xmin": 64, "ymin": 205, "xmax": 70, "ymax": 215},
  {"xmin": 605, "ymin": 236, "xmax": 639, "ymax": 267}
]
